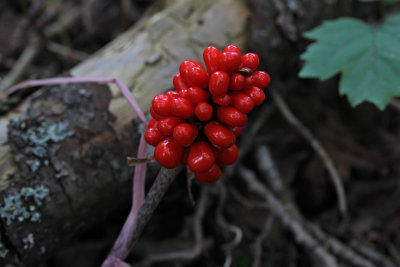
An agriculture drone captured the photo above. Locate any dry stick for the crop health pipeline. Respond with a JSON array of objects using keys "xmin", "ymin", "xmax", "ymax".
[
  {"xmin": 0, "ymin": 40, "xmax": 41, "ymax": 91},
  {"xmin": 215, "ymin": 182, "xmax": 243, "ymax": 267},
  {"xmin": 137, "ymin": 186, "xmax": 208, "ymax": 266},
  {"xmin": 270, "ymin": 88, "xmax": 347, "ymax": 216},
  {"xmin": 105, "ymin": 166, "xmax": 184, "ymax": 266},
  {"xmin": 251, "ymin": 216, "xmax": 274, "ymax": 267},
  {"xmin": 254, "ymin": 145, "xmax": 384, "ymax": 267},
  {"xmin": 389, "ymin": 98, "xmax": 400, "ymax": 112},
  {"xmin": 0, "ymin": 7, "xmax": 84, "ymax": 92},
  {"xmin": 238, "ymin": 165, "xmax": 340, "ymax": 267}
]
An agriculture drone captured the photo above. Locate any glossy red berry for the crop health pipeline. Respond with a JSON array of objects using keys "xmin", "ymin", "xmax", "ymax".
[
  {"xmin": 187, "ymin": 86, "xmax": 210, "ymax": 104},
  {"xmin": 209, "ymin": 71, "xmax": 230, "ymax": 96},
  {"xmin": 195, "ymin": 102, "xmax": 213, "ymax": 121},
  {"xmin": 204, "ymin": 121, "xmax": 236, "ymax": 148},
  {"xmin": 216, "ymin": 144, "xmax": 238, "ymax": 166},
  {"xmin": 173, "ymin": 73, "xmax": 188, "ymax": 92},
  {"xmin": 158, "ymin": 117, "xmax": 184, "ymax": 135},
  {"xmin": 203, "ymin": 46, "xmax": 220, "ymax": 74},
  {"xmin": 195, "ymin": 164, "xmax": 221, "ymax": 183},
  {"xmin": 152, "ymin": 94, "xmax": 171, "ymax": 117},
  {"xmin": 179, "ymin": 60, "xmax": 209, "ymax": 88},
  {"xmin": 223, "ymin": 44, "xmax": 241, "ymax": 54},
  {"xmin": 187, "ymin": 141, "xmax": 215, "ymax": 173},
  {"xmin": 229, "ymin": 126, "xmax": 242, "ymax": 137},
  {"xmin": 154, "ymin": 137, "xmax": 184, "ymax": 169},
  {"xmin": 178, "ymin": 88, "xmax": 189, "ymax": 99},
  {"xmin": 171, "ymin": 97, "xmax": 195, "ymax": 118},
  {"xmin": 217, "ymin": 52, "xmax": 241, "ymax": 73},
  {"xmin": 229, "ymin": 73, "xmax": 245, "ymax": 91},
  {"xmin": 217, "ymin": 106, "xmax": 248, "ymax": 127},
  {"xmin": 148, "ymin": 118, "xmax": 159, "ymax": 129},
  {"xmin": 150, "ymin": 106, "xmax": 163, "ymax": 121},
  {"xmin": 145, "ymin": 127, "xmax": 165, "ymax": 147},
  {"xmin": 252, "ymin": 71, "xmax": 271, "ymax": 89},
  {"xmin": 243, "ymin": 86, "xmax": 265, "ymax": 105},
  {"xmin": 173, "ymin": 123, "xmax": 198, "ymax": 147},
  {"xmin": 212, "ymin": 94, "xmax": 231, "ymax": 106},
  {"xmin": 230, "ymin": 92, "xmax": 255, "ymax": 113},
  {"xmin": 166, "ymin": 90, "xmax": 179, "ymax": 98},
  {"xmin": 241, "ymin": 53, "xmax": 259, "ymax": 71}
]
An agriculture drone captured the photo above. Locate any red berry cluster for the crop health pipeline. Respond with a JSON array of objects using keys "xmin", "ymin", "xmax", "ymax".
[{"xmin": 145, "ymin": 45, "xmax": 270, "ymax": 182}]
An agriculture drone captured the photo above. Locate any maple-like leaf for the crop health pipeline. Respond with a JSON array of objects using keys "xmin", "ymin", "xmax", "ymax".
[{"xmin": 299, "ymin": 16, "xmax": 400, "ymax": 109}]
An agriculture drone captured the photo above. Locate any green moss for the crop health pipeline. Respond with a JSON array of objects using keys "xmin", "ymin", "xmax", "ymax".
[{"xmin": 0, "ymin": 185, "xmax": 49, "ymax": 225}]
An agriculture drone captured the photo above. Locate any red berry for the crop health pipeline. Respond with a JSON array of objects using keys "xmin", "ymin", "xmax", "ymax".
[
  {"xmin": 241, "ymin": 53, "xmax": 259, "ymax": 71},
  {"xmin": 204, "ymin": 121, "xmax": 236, "ymax": 148},
  {"xmin": 145, "ymin": 127, "xmax": 166, "ymax": 147},
  {"xmin": 195, "ymin": 164, "xmax": 221, "ymax": 183},
  {"xmin": 209, "ymin": 71, "xmax": 230, "ymax": 96},
  {"xmin": 178, "ymin": 88, "xmax": 189, "ymax": 98},
  {"xmin": 173, "ymin": 123, "xmax": 198, "ymax": 147},
  {"xmin": 152, "ymin": 94, "xmax": 171, "ymax": 117},
  {"xmin": 179, "ymin": 60, "xmax": 209, "ymax": 88},
  {"xmin": 212, "ymin": 94, "xmax": 231, "ymax": 106},
  {"xmin": 171, "ymin": 97, "xmax": 195, "ymax": 119},
  {"xmin": 217, "ymin": 106, "xmax": 247, "ymax": 127},
  {"xmin": 195, "ymin": 102, "xmax": 213, "ymax": 121},
  {"xmin": 203, "ymin": 46, "xmax": 220, "ymax": 74},
  {"xmin": 217, "ymin": 52, "xmax": 241, "ymax": 73},
  {"xmin": 229, "ymin": 126, "xmax": 242, "ymax": 137},
  {"xmin": 216, "ymin": 144, "xmax": 238, "ymax": 166},
  {"xmin": 187, "ymin": 86, "xmax": 210, "ymax": 104},
  {"xmin": 154, "ymin": 137, "xmax": 184, "ymax": 169},
  {"xmin": 150, "ymin": 106, "xmax": 163, "ymax": 120},
  {"xmin": 148, "ymin": 118, "xmax": 158, "ymax": 129},
  {"xmin": 223, "ymin": 44, "xmax": 241, "ymax": 54},
  {"xmin": 187, "ymin": 141, "xmax": 215, "ymax": 173},
  {"xmin": 230, "ymin": 92, "xmax": 255, "ymax": 113},
  {"xmin": 158, "ymin": 117, "xmax": 184, "ymax": 135},
  {"xmin": 166, "ymin": 90, "xmax": 179, "ymax": 98},
  {"xmin": 243, "ymin": 86, "xmax": 265, "ymax": 105},
  {"xmin": 252, "ymin": 71, "xmax": 270, "ymax": 89},
  {"xmin": 173, "ymin": 73, "xmax": 188, "ymax": 92},
  {"xmin": 229, "ymin": 73, "xmax": 245, "ymax": 91}
]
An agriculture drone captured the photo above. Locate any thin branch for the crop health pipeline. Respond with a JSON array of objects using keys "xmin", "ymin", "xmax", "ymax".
[
  {"xmin": 251, "ymin": 216, "xmax": 274, "ymax": 267},
  {"xmin": 103, "ymin": 166, "xmax": 183, "ymax": 266},
  {"xmin": 136, "ymin": 187, "xmax": 208, "ymax": 266},
  {"xmin": 0, "ymin": 40, "xmax": 41, "ymax": 92},
  {"xmin": 238, "ymin": 165, "xmax": 339, "ymax": 267},
  {"xmin": 270, "ymin": 88, "xmax": 347, "ymax": 216},
  {"xmin": 215, "ymin": 183, "xmax": 243, "ymax": 267}
]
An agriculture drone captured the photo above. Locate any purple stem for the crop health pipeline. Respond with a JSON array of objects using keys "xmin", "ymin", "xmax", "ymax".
[{"xmin": 5, "ymin": 77, "xmax": 150, "ymax": 265}]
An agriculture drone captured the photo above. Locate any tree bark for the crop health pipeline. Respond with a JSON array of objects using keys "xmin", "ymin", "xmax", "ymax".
[{"xmin": 0, "ymin": 0, "xmax": 249, "ymax": 265}]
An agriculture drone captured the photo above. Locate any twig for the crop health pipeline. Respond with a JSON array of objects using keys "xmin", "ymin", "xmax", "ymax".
[
  {"xmin": 0, "ymin": 5, "xmax": 85, "ymax": 93},
  {"xmin": 238, "ymin": 165, "xmax": 340, "ymax": 267},
  {"xmin": 136, "ymin": 186, "xmax": 208, "ymax": 266},
  {"xmin": 0, "ymin": 40, "xmax": 41, "ymax": 92},
  {"xmin": 215, "ymin": 183, "xmax": 243, "ymax": 267},
  {"xmin": 270, "ymin": 88, "xmax": 347, "ymax": 216},
  {"xmin": 47, "ymin": 42, "xmax": 90, "ymax": 62},
  {"xmin": 126, "ymin": 155, "xmax": 155, "ymax": 166},
  {"xmin": 251, "ymin": 216, "xmax": 274, "ymax": 267},
  {"xmin": 389, "ymin": 98, "xmax": 400, "ymax": 112},
  {"xmin": 103, "ymin": 166, "xmax": 183, "ymax": 266}
]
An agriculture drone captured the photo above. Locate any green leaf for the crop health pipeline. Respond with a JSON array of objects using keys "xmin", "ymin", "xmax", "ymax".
[{"xmin": 299, "ymin": 16, "xmax": 400, "ymax": 109}]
